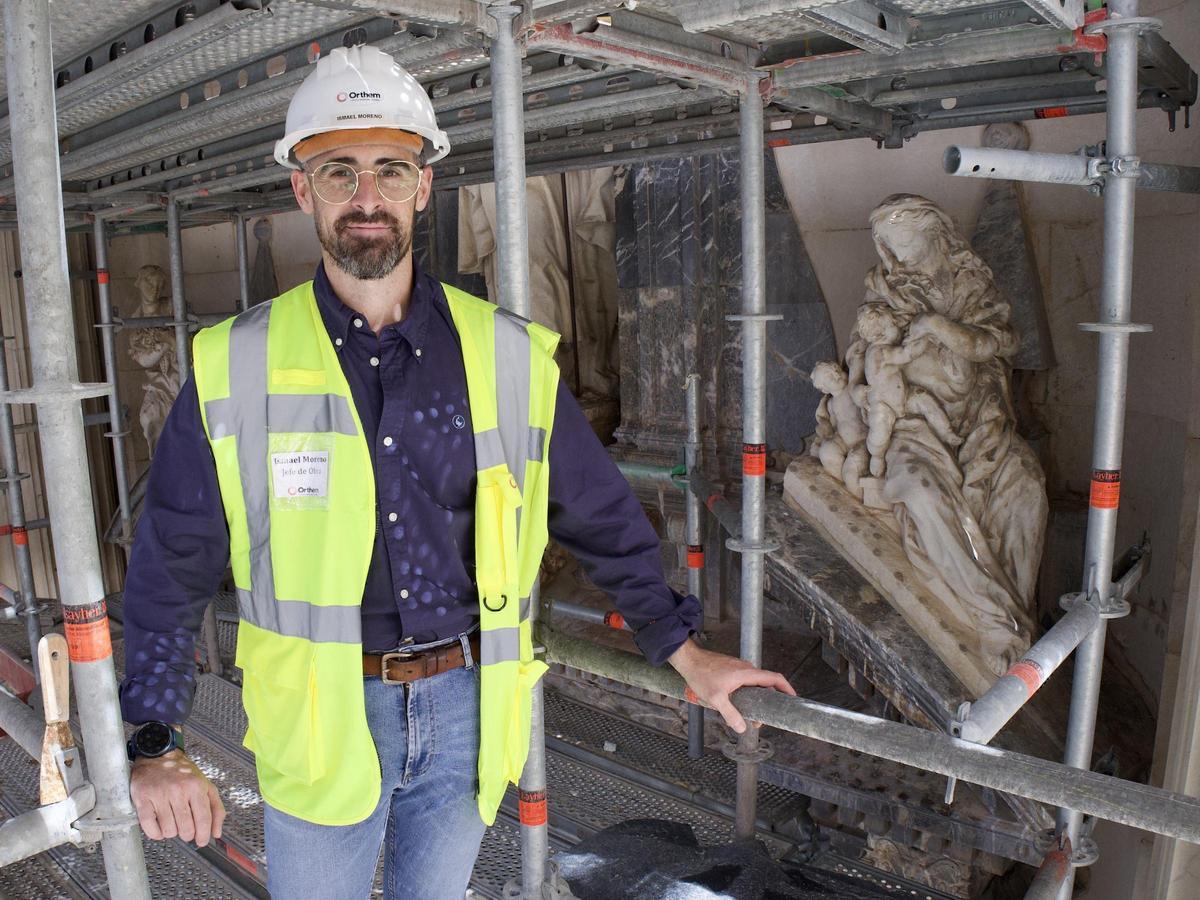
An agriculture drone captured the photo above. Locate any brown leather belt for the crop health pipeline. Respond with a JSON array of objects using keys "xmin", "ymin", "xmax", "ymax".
[{"xmin": 362, "ymin": 633, "xmax": 480, "ymax": 685}]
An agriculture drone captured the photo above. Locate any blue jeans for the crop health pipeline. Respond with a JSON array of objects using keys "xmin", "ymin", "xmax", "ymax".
[{"xmin": 263, "ymin": 666, "xmax": 486, "ymax": 899}]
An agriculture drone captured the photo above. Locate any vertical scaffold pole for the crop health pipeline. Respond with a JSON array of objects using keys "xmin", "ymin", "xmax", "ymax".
[
  {"xmin": 489, "ymin": 4, "xmax": 551, "ymax": 899},
  {"xmin": 2, "ymin": 1, "xmax": 150, "ymax": 894},
  {"xmin": 166, "ymin": 199, "xmax": 191, "ymax": 387},
  {"xmin": 235, "ymin": 214, "xmax": 251, "ymax": 312},
  {"xmin": 730, "ymin": 75, "xmax": 776, "ymax": 842},
  {"xmin": 684, "ymin": 374, "xmax": 705, "ymax": 759},
  {"xmin": 0, "ymin": 327, "xmax": 42, "ymax": 679},
  {"xmin": 1055, "ymin": 2, "xmax": 1146, "ymax": 896},
  {"xmin": 92, "ymin": 218, "xmax": 133, "ymax": 545}
]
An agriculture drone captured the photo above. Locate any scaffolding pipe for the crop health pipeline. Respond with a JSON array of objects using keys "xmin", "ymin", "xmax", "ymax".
[
  {"xmin": 945, "ymin": 144, "xmax": 1200, "ymax": 194},
  {"xmin": 91, "ymin": 219, "xmax": 133, "ymax": 545},
  {"xmin": 1, "ymin": 0, "xmax": 150, "ymax": 894},
  {"xmin": 235, "ymin": 214, "xmax": 251, "ymax": 312},
  {"xmin": 489, "ymin": 6, "xmax": 550, "ymax": 897},
  {"xmin": 549, "ymin": 599, "xmax": 628, "ymax": 631},
  {"xmin": 166, "ymin": 199, "xmax": 191, "ymax": 390},
  {"xmin": 733, "ymin": 77, "xmax": 769, "ymax": 841},
  {"xmin": 540, "ymin": 627, "xmax": 1200, "ymax": 844},
  {"xmin": 958, "ymin": 599, "xmax": 1101, "ymax": 745},
  {"xmin": 1055, "ymin": 4, "xmax": 1145, "ymax": 896},
  {"xmin": 0, "ymin": 784, "xmax": 96, "ymax": 869},
  {"xmin": 1025, "ymin": 837, "xmax": 1073, "ymax": 900},
  {"xmin": 683, "ymin": 374, "xmax": 705, "ymax": 759},
  {"xmin": 0, "ymin": 318, "xmax": 42, "ymax": 679},
  {"xmin": 0, "ymin": 686, "xmax": 44, "ymax": 759}
]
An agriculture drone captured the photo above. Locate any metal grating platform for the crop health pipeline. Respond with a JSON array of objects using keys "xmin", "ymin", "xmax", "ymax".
[{"xmin": 0, "ymin": 734, "xmax": 254, "ymax": 899}]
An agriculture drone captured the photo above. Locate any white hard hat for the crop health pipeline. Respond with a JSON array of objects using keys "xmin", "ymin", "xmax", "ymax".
[{"xmin": 274, "ymin": 45, "xmax": 450, "ymax": 169}]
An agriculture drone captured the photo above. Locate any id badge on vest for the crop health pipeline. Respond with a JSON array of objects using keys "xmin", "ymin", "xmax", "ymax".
[{"xmin": 269, "ymin": 433, "xmax": 334, "ymax": 511}]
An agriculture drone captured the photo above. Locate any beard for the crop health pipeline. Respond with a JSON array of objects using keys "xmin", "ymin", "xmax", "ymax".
[{"xmin": 315, "ymin": 208, "xmax": 411, "ymax": 281}]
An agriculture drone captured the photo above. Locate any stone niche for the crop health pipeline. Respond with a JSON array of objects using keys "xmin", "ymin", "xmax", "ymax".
[{"xmin": 612, "ymin": 149, "xmax": 836, "ymax": 464}]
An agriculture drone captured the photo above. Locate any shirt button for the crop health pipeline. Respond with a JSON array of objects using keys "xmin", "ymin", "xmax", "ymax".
[
  {"xmin": 335, "ymin": 337, "xmax": 343, "ymax": 347},
  {"xmin": 383, "ymin": 436, "xmax": 393, "ymax": 447},
  {"xmin": 414, "ymin": 348, "xmax": 422, "ymax": 358},
  {"xmin": 388, "ymin": 512, "xmax": 398, "ymax": 522},
  {"xmin": 400, "ymin": 588, "xmax": 410, "ymax": 599},
  {"xmin": 353, "ymin": 318, "xmax": 364, "ymax": 329},
  {"xmin": 370, "ymin": 356, "xmax": 380, "ymax": 367}
]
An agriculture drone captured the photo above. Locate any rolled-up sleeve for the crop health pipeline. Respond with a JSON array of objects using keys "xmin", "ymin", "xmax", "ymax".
[
  {"xmin": 546, "ymin": 381, "xmax": 701, "ymax": 665},
  {"xmin": 120, "ymin": 375, "xmax": 229, "ymax": 725}
]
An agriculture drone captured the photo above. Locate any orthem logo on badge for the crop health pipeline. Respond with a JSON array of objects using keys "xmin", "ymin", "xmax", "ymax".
[{"xmin": 272, "ymin": 451, "xmax": 330, "ymax": 499}]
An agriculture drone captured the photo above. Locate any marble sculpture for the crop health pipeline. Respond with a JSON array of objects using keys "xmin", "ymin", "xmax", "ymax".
[
  {"xmin": 126, "ymin": 264, "xmax": 180, "ymax": 457},
  {"xmin": 799, "ymin": 194, "xmax": 1048, "ymax": 676}
]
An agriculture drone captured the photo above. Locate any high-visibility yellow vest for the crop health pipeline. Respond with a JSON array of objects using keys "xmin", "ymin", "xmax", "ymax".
[{"xmin": 192, "ymin": 280, "xmax": 559, "ymax": 826}]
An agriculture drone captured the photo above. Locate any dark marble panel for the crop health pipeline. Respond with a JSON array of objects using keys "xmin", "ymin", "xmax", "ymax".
[{"xmin": 614, "ymin": 147, "xmax": 835, "ymax": 458}]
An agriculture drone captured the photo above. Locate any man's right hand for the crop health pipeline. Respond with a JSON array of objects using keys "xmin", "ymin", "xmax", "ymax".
[{"xmin": 129, "ymin": 750, "xmax": 226, "ymax": 847}]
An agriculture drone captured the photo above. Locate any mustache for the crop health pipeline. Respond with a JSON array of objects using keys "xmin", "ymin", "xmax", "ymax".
[{"xmin": 335, "ymin": 211, "xmax": 400, "ymax": 233}]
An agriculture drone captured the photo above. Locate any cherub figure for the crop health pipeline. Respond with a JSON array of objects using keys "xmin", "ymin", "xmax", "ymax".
[
  {"xmin": 852, "ymin": 305, "xmax": 959, "ymax": 478},
  {"xmin": 810, "ymin": 361, "xmax": 869, "ymax": 498}
]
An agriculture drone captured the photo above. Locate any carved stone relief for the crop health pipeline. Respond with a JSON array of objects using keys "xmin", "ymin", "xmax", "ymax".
[{"xmin": 125, "ymin": 264, "xmax": 180, "ymax": 458}]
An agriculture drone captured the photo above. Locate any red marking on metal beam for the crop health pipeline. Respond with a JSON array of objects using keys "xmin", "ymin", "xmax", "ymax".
[
  {"xmin": 1090, "ymin": 469, "xmax": 1121, "ymax": 510},
  {"xmin": 63, "ymin": 599, "xmax": 112, "ymax": 663},
  {"xmin": 767, "ymin": 138, "xmax": 791, "ymax": 148},
  {"xmin": 1060, "ymin": 8, "xmax": 1107, "ymax": 55},
  {"xmin": 528, "ymin": 23, "xmax": 744, "ymax": 90},
  {"xmin": 217, "ymin": 838, "xmax": 260, "ymax": 877},
  {"xmin": 1035, "ymin": 106, "xmax": 1071, "ymax": 118},
  {"xmin": 742, "ymin": 443, "xmax": 767, "ymax": 477},
  {"xmin": 603, "ymin": 611, "xmax": 625, "ymax": 630},
  {"xmin": 97, "ymin": 269, "xmax": 110, "ymax": 285},
  {"xmin": 11, "ymin": 527, "xmax": 27, "ymax": 546},
  {"xmin": 1006, "ymin": 659, "xmax": 1046, "ymax": 699},
  {"xmin": 687, "ymin": 545, "xmax": 704, "ymax": 569},
  {"xmin": 519, "ymin": 789, "xmax": 547, "ymax": 826}
]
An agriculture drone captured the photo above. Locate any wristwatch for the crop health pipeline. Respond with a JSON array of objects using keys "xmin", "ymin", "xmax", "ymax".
[{"xmin": 127, "ymin": 721, "xmax": 185, "ymax": 761}]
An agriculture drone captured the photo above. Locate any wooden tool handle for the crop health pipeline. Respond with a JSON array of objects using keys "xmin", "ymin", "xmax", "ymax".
[{"xmin": 38, "ymin": 634, "xmax": 70, "ymax": 725}]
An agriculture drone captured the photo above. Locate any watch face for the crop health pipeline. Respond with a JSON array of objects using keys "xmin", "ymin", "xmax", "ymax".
[{"xmin": 135, "ymin": 722, "xmax": 174, "ymax": 757}]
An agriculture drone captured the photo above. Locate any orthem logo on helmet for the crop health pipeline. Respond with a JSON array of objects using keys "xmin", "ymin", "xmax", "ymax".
[{"xmin": 336, "ymin": 90, "xmax": 383, "ymax": 103}]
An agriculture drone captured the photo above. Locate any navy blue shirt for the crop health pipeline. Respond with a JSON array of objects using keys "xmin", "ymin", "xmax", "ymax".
[{"xmin": 120, "ymin": 262, "xmax": 700, "ymax": 726}]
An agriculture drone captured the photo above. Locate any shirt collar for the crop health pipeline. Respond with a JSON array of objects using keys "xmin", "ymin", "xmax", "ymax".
[{"xmin": 313, "ymin": 259, "xmax": 436, "ymax": 359}]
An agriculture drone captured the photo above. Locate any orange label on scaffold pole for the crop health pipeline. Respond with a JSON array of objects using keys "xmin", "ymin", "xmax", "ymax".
[
  {"xmin": 97, "ymin": 269, "xmax": 110, "ymax": 285},
  {"xmin": 1090, "ymin": 469, "xmax": 1121, "ymax": 510},
  {"xmin": 11, "ymin": 527, "xmax": 26, "ymax": 546},
  {"xmin": 603, "ymin": 611, "xmax": 625, "ymax": 630},
  {"xmin": 63, "ymin": 600, "xmax": 112, "ymax": 663},
  {"xmin": 687, "ymin": 545, "xmax": 704, "ymax": 568},
  {"xmin": 1006, "ymin": 659, "xmax": 1046, "ymax": 698},
  {"xmin": 743, "ymin": 443, "xmax": 767, "ymax": 477},
  {"xmin": 519, "ymin": 790, "xmax": 547, "ymax": 826}
]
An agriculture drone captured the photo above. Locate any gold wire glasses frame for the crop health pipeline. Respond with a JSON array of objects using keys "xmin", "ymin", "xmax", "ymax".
[{"xmin": 305, "ymin": 159, "xmax": 423, "ymax": 205}]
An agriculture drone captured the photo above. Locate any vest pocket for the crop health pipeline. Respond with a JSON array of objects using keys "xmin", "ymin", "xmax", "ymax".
[{"xmin": 239, "ymin": 646, "xmax": 326, "ymax": 785}]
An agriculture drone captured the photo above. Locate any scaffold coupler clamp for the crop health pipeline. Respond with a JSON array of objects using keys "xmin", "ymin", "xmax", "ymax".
[
  {"xmin": 1037, "ymin": 825, "xmax": 1098, "ymax": 871},
  {"xmin": 502, "ymin": 860, "xmax": 577, "ymax": 900},
  {"xmin": 721, "ymin": 733, "xmax": 774, "ymax": 765},
  {"xmin": 943, "ymin": 701, "xmax": 972, "ymax": 805}
]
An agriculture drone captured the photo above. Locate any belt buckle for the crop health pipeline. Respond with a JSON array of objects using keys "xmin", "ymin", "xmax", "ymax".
[{"xmin": 379, "ymin": 648, "xmax": 414, "ymax": 685}]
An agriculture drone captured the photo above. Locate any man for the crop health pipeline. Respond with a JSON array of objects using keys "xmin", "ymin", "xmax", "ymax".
[{"xmin": 122, "ymin": 45, "xmax": 794, "ymax": 899}]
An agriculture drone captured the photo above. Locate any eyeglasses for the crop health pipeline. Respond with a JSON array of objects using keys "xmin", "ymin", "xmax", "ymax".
[{"xmin": 305, "ymin": 159, "xmax": 423, "ymax": 205}]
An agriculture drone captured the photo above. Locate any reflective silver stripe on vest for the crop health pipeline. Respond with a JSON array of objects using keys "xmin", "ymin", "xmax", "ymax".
[
  {"xmin": 480, "ymin": 626, "xmax": 522, "ymax": 664},
  {"xmin": 236, "ymin": 589, "xmax": 362, "ymax": 644},
  {"xmin": 267, "ymin": 393, "xmax": 358, "ymax": 435},
  {"xmin": 476, "ymin": 426, "xmax": 547, "ymax": 470},
  {"xmin": 476, "ymin": 311, "xmax": 535, "ymax": 667},
  {"xmin": 475, "ymin": 427, "xmax": 506, "ymax": 471},
  {"xmin": 206, "ymin": 302, "xmax": 362, "ymax": 645}
]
